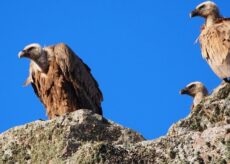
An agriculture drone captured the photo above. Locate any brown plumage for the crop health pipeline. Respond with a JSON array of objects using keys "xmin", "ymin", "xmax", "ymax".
[
  {"xmin": 18, "ymin": 43, "xmax": 103, "ymax": 119},
  {"xmin": 180, "ymin": 82, "xmax": 208, "ymax": 109},
  {"xmin": 190, "ymin": 1, "xmax": 230, "ymax": 82}
]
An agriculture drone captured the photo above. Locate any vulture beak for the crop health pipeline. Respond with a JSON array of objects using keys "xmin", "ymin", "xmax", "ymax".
[
  {"xmin": 190, "ymin": 9, "xmax": 199, "ymax": 18},
  {"xmin": 18, "ymin": 50, "xmax": 27, "ymax": 58},
  {"xmin": 180, "ymin": 88, "xmax": 189, "ymax": 95}
]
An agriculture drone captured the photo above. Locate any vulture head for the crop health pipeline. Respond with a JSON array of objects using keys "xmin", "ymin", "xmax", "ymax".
[
  {"xmin": 190, "ymin": 1, "xmax": 220, "ymax": 19},
  {"xmin": 18, "ymin": 43, "xmax": 43, "ymax": 60},
  {"xmin": 180, "ymin": 82, "xmax": 208, "ymax": 108},
  {"xmin": 18, "ymin": 43, "xmax": 48, "ymax": 73},
  {"xmin": 180, "ymin": 82, "xmax": 208, "ymax": 97}
]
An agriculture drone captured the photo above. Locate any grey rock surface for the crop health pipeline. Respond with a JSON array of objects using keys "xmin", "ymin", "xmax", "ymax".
[{"xmin": 1, "ymin": 83, "xmax": 230, "ymax": 163}]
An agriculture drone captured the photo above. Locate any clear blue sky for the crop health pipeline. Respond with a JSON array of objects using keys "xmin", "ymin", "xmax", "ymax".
[{"xmin": 0, "ymin": 1, "xmax": 229, "ymax": 139}]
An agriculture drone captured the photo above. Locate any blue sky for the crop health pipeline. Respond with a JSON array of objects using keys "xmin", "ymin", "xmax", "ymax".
[{"xmin": 0, "ymin": 1, "xmax": 229, "ymax": 139}]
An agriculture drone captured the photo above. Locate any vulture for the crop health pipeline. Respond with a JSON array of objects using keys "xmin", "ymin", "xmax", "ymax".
[
  {"xmin": 190, "ymin": 1, "xmax": 230, "ymax": 82},
  {"xmin": 18, "ymin": 43, "xmax": 103, "ymax": 119},
  {"xmin": 180, "ymin": 81, "xmax": 208, "ymax": 109}
]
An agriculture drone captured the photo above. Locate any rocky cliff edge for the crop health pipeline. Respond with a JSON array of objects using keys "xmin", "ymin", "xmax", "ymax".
[{"xmin": 1, "ymin": 83, "xmax": 230, "ymax": 163}]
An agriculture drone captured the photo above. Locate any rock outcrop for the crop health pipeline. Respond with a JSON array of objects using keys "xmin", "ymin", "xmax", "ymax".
[{"xmin": 1, "ymin": 83, "xmax": 230, "ymax": 163}]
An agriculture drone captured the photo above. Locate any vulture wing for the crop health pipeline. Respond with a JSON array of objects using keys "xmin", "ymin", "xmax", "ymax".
[
  {"xmin": 51, "ymin": 43, "xmax": 103, "ymax": 115},
  {"xmin": 199, "ymin": 19, "xmax": 230, "ymax": 79}
]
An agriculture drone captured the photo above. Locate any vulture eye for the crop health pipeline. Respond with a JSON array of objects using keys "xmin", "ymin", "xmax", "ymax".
[
  {"xmin": 188, "ymin": 84, "xmax": 195, "ymax": 89},
  {"xmin": 26, "ymin": 47, "xmax": 35, "ymax": 52},
  {"xmin": 198, "ymin": 5, "xmax": 205, "ymax": 10}
]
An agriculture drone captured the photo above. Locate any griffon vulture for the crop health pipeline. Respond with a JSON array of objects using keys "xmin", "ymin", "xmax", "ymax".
[
  {"xmin": 18, "ymin": 43, "xmax": 103, "ymax": 119},
  {"xmin": 180, "ymin": 82, "xmax": 208, "ymax": 109},
  {"xmin": 190, "ymin": 1, "xmax": 230, "ymax": 82}
]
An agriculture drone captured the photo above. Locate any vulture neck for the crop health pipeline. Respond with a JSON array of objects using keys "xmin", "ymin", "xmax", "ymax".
[
  {"xmin": 205, "ymin": 13, "xmax": 222, "ymax": 27},
  {"xmin": 32, "ymin": 51, "xmax": 49, "ymax": 73},
  {"xmin": 193, "ymin": 92, "xmax": 206, "ymax": 106}
]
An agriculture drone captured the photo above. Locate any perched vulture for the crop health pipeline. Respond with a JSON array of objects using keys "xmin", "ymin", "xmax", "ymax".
[
  {"xmin": 18, "ymin": 43, "xmax": 103, "ymax": 119},
  {"xmin": 190, "ymin": 1, "xmax": 230, "ymax": 82},
  {"xmin": 180, "ymin": 81, "xmax": 208, "ymax": 109}
]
